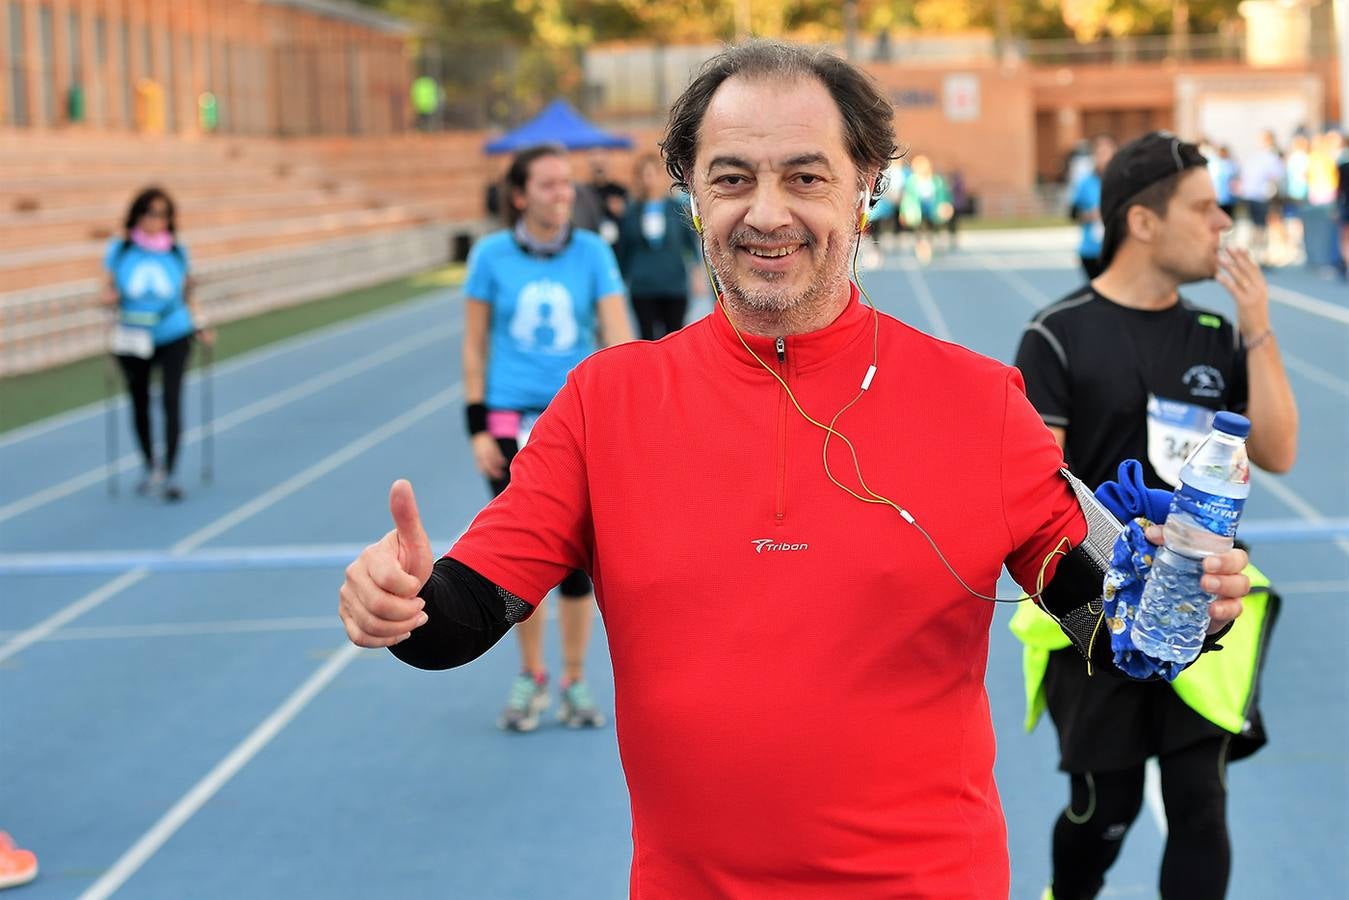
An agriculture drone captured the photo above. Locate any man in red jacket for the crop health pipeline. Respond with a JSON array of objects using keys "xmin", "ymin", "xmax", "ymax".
[{"xmin": 339, "ymin": 41, "xmax": 1250, "ymax": 899}]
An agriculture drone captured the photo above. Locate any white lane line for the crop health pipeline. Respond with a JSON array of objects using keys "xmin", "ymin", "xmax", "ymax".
[
  {"xmin": 1282, "ymin": 353, "xmax": 1349, "ymax": 399},
  {"xmin": 1253, "ymin": 471, "xmax": 1349, "ymax": 559},
  {"xmin": 0, "ymin": 385, "xmax": 460, "ymax": 665},
  {"xmin": 972, "ymin": 255, "xmax": 1049, "ymax": 310},
  {"xmin": 887, "ymin": 253, "xmax": 1077, "ymax": 272},
  {"xmin": 0, "ymin": 616, "xmax": 336, "ymax": 642},
  {"xmin": 0, "ymin": 569, "xmax": 149, "ymax": 664},
  {"xmin": 1269, "ymin": 284, "xmax": 1349, "ymax": 326},
  {"xmin": 0, "ymin": 320, "xmax": 461, "ymax": 525},
  {"xmin": 0, "ymin": 287, "xmax": 458, "ymax": 450},
  {"xmin": 76, "ymin": 642, "xmax": 364, "ymax": 900},
  {"xmin": 75, "ymin": 510, "xmax": 476, "ymax": 899},
  {"xmin": 900, "ymin": 264, "xmax": 953, "ymax": 341},
  {"xmin": 1275, "ymin": 578, "xmax": 1349, "ymax": 594},
  {"xmin": 0, "ymin": 538, "xmax": 462, "ymax": 575},
  {"xmin": 1144, "ymin": 759, "xmax": 1168, "ymax": 836}
]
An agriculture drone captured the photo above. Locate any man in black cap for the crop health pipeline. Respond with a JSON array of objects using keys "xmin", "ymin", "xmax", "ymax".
[{"xmin": 1012, "ymin": 132, "xmax": 1299, "ymax": 899}]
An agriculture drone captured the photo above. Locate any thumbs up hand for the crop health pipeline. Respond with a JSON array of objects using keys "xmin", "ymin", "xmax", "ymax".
[{"xmin": 339, "ymin": 480, "xmax": 435, "ymax": 648}]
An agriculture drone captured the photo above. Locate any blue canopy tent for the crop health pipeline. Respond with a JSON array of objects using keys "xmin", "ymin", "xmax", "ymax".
[{"xmin": 484, "ymin": 100, "xmax": 633, "ymax": 154}]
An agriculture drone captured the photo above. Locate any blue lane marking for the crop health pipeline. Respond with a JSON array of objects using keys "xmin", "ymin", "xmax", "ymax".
[{"xmin": 2, "ymin": 519, "xmax": 1346, "ymax": 576}]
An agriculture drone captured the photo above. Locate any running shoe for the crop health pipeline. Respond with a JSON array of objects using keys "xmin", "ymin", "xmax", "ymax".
[
  {"xmin": 0, "ymin": 842, "xmax": 37, "ymax": 890},
  {"xmin": 162, "ymin": 479, "xmax": 184, "ymax": 503},
  {"xmin": 558, "ymin": 679, "xmax": 606, "ymax": 728},
  {"xmin": 135, "ymin": 467, "xmax": 164, "ymax": 496},
  {"xmin": 498, "ymin": 672, "xmax": 549, "ymax": 732}
]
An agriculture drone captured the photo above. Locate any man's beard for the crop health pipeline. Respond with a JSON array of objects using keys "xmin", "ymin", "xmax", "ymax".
[
  {"xmin": 1162, "ymin": 249, "xmax": 1219, "ymax": 286},
  {"xmin": 708, "ymin": 225, "xmax": 851, "ymax": 315}
]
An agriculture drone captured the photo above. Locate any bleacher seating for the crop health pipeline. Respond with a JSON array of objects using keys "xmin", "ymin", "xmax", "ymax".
[{"xmin": 0, "ymin": 131, "xmax": 498, "ymax": 375}]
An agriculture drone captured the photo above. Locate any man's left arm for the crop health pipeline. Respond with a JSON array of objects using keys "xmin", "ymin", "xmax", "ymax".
[
  {"xmin": 999, "ymin": 371, "xmax": 1246, "ymax": 674},
  {"xmin": 1218, "ymin": 247, "xmax": 1298, "ymax": 473}
]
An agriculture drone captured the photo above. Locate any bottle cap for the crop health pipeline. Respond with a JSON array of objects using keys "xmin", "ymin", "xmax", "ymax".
[{"xmin": 1212, "ymin": 411, "xmax": 1250, "ymax": 438}]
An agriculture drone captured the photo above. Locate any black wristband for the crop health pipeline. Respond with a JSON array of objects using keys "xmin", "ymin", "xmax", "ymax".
[{"xmin": 466, "ymin": 402, "xmax": 489, "ymax": 436}]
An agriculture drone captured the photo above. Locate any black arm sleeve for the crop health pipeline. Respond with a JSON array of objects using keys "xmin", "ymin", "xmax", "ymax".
[
  {"xmin": 388, "ymin": 557, "xmax": 535, "ymax": 671},
  {"xmin": 1039, "ymin": 469, "xmax": 1229, "ymax": 680}
]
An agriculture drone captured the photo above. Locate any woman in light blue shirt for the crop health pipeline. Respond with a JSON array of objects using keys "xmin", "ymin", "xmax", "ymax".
[
  {"xmin": 462, "ymin": 144, "xmax": 631, "ymax": 732},
  {"xmin": 101, "ymin": 187, "xmax": 213, "ymax": 501}
]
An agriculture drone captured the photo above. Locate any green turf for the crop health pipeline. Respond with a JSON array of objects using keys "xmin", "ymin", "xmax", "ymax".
[{"xmin": 0, "ymin": 264, "xmax": 463, "ymax": 434}]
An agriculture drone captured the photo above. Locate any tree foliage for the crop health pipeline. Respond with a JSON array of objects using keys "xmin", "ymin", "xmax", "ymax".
[
  {"xmin": 350, "ymin": 0, "xmax": 1247, "ymax": 125},
  {"xmin": 352, "ymin": 0, "xmax": 1246, "ymax": 45}
]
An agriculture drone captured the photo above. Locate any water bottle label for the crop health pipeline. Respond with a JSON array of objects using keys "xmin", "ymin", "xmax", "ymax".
[{"xmin": 1172, "ymin": 482, "xmax": 1245, "ymax": 538}]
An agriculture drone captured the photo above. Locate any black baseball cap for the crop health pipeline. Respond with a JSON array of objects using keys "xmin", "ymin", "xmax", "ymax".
[{"xmin": 1099, "ymin": 131, "xmax": 1208, "ymax": 266}]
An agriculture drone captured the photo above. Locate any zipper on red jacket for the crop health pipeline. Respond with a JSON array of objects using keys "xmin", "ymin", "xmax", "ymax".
[{"xmin": 774, "ymin": 336, "xmax": 788, "ymax": 523}]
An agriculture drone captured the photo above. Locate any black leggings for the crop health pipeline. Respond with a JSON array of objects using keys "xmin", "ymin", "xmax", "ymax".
[
  {"xmin": 631, "ymin": 293, "xmax": 688, "ymax": 341},
  {"xmin": 488, "ymin": 435, "xmax": 592, "ymax": 598},
  {"xmin": 117, "ymin": 335, "xmax": 192, "ymax": 475},
  {"xmin": 1051, "ymin": 737, "xmax": 1231, "ymax": 900}
]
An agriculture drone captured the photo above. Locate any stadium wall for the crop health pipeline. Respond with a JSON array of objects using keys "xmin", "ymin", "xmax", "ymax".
[{"xmin": 0, "ymin": 0, "xmax": 411, "ymax": 136}]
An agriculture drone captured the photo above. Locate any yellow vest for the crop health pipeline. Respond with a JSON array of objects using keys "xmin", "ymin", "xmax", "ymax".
[{"xmin": 1008, "ymin": 563, "xmax": 1274, "ymax": 734}]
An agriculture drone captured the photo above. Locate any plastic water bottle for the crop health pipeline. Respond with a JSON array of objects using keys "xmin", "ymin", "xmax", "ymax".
[{"xmin": 1131, "ymin": 411, "xmax": 1251, "ymax": 664}]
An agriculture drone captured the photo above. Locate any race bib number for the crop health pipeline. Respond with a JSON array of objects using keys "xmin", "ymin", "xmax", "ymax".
[
  {"xmin": 110, "ymin": 325, "xmax": 154, "ymax": 359},
  {"xmin": 1146, "ymin": 394, "xmax": 1214, "ymax": 488}
]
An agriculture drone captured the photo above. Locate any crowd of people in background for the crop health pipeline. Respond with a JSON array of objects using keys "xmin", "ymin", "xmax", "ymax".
[{"xmin": 1068, "ymin": 124, "xmax": 1349, "ymax": 277}]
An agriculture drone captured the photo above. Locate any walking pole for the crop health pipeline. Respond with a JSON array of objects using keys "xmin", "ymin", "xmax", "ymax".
[
  {"xmin": 105, "ymin": 346, "xmax": 119, "ymax": 498},
  {"xmin": 200, "ymin": 335, "xmax": 214, "ymax": 486}
]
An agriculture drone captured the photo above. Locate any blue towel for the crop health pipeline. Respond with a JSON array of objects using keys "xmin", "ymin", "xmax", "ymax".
[
  {"xmin": 1094, "ymin": 460, "xmax": 1186, "ymax": 682},
  {"xmin": 1094, "ymin": 459, "xmax": 1172, "ymax": 524}
]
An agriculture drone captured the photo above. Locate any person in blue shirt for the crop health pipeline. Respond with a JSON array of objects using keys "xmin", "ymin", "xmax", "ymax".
[
  {"xmin": 100, "ymin": 187, "xmax": 213, "ymax": 502},
  {"xmin": 615, "ymin": 154, "xmax": 701, "ymax": 340},
  {"xmin": 1206, "ymin": 144, "xmax": 1237, "ymax": 221},
  {"xmin": 1069, "ymin": 135, "xmax": 1116, "ymax": 279},
  {"xmin": 462, "ymin": 143, "xmax": 632, "ymax": 732}
]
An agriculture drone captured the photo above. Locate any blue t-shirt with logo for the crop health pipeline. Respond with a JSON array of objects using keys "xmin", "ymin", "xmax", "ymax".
[
  {"xmin": 104, "ymin": 239, "xmax": 194, "ymax": 346},
  {"xmin": 1072, "ymin": 173, "xmax": 1103, "ymax": 259},
  {"xmin": 465, "ymin": 229, "xmax": 625, "ymax": 412}
]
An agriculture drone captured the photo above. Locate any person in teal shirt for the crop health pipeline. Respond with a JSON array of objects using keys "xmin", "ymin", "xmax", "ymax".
[
  {"xmin": 462, "ymin": 144, "xmax": 632, "ymax": 732},
  {"xmin": 101, "ymin": 187, "xmax": 213, "ymax": 501},
  {"xmin": 615, "ymin": 154, "xmax": 700, "ymax": 340}
]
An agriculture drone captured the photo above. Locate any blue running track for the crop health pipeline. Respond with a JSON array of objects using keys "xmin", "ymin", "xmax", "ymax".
[{"xmin": 1, "ymin": 230, "xmax": 1344, "ymax": 898}]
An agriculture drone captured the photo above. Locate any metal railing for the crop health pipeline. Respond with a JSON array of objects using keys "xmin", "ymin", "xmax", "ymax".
[{"xmin": 0, "ymin": 222, "xmax": 478, "ymax": 376}]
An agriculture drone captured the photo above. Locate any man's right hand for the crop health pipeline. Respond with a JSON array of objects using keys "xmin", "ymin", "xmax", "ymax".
[
  {"xmin": 471, "ymin": 432, "xmax": 508, "ymax": 480},
  {"xmin": 339, "ymin": 479, "xmax": 435, "ymax": 648}
]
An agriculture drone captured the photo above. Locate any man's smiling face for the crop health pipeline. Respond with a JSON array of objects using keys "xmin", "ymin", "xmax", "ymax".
[{"xmin": 693, "ymin": 74, "xmax": 864, "ymax": 319}]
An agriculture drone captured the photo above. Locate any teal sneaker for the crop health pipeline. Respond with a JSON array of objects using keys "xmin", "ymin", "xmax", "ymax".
[
  {"xmin": 497, "ymin": 672, "xmax": 549, "ymax": 732},
  {"xmin": 558, "ymin": 679, "xmax": 606, "ymax": 728}
]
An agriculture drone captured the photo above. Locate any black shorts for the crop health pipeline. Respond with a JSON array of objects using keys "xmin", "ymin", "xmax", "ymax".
[
  {"xmin": 488, "ymin": 435, "xmax": 593, "ymax": 599},
  {"xmin": 1043, "ymin": 648, "xmax": 1231, "ymax": 773}
]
